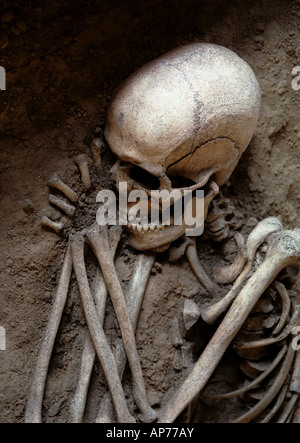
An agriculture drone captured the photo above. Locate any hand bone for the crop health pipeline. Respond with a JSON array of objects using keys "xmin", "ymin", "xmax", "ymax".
[
  {"xmin": 157, "ymin": 228, "xmax": 300, "ymax": 423},
  {"xmin": 41, "ymin": 215, "xmax": 64, "ymax": 234},
  {"xmin": 48, "ymin": 194, "xmax": 76, "ymax": 217},
  {"xmin": 75, "ymin": 154, "xmax": 92, "ymax": 190},
  {"xmin": 48, "ymin": 173, "xmax": 78, "ymax": 203}
]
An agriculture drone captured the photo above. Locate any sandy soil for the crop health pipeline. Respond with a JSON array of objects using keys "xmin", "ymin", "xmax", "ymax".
[{"xmin": 0, "ymin": 0, "xmax": 299, "ymax": 423}]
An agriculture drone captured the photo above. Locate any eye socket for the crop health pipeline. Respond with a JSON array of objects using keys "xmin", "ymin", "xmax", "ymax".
[
  {"xmin": 129, "ymin": 166, "xmax": 160, "ymax": 190},
  {"xmin": 168, "ymin": 175, "xmax": 195, "ymax": 189}
]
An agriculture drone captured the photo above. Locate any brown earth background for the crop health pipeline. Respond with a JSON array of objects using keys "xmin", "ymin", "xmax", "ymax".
[{"xmin": 0, "ymin": 0, "xmax": 300, "ymax": 423}]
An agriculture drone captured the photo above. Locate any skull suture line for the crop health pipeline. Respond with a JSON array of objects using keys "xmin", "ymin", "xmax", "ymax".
[{"xmin": 105, "ymin": 43, "xmax": 261, "ymax": 251}]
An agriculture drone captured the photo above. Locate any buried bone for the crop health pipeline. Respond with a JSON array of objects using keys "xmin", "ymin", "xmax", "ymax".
[
  {"xmin": 75, "ymin": 154, "xmax": 92, "ymax": 190},
  {"xmin": 70, "ymin": 231, "xmax": 135, "ymax": 423},
  {"xmin": 48, "ymin": 173, "xmax": 78, "ymax": 203},
  {"xmin": 157, "ymin": 229, "xmax": 300, "ymax": 423},
  {"xmin": 95, "ymin": 252, "xmax": 156, "ymax": 423},
  {"xmin": 48, "ymin": 194, "xmax": 76, "ymax": 217},
  {"xmin": 86, "ymin": 224, "xmax": 157, "ymax": 423},
  {"xmin": 41, "ymin": 215, "xmax": 64, "ymax": 234},
  {"xmin": 201, "ymin": 217, "xmax": 284, "ymax": 325},
  {"xmin": 69, "ymin": 225, "xmax": 122, "ymax": 423}
]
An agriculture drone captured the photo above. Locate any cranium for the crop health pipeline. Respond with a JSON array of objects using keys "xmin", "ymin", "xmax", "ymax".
[{"xmin": 104, "ymin": 43, "xmax": 261, "ymax": 251}]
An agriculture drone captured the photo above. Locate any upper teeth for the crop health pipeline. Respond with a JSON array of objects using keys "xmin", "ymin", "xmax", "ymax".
[{"xmin": 128, "ymin": 223, "xmax": 165, "ymax": 233}]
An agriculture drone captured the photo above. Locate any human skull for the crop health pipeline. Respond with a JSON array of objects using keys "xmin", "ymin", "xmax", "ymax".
[{"xmin": 104, "ymin": 43, "xmax": 261, "ymax": 251}]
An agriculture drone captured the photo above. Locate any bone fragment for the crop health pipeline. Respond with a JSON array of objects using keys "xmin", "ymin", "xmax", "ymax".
[
  {"xmin": 70, "ymin": 232, "xmax": 135, "ymax": 423},
  {"xmin": 25, "ymin": 245, "xmax": 73, "ymax": 423},
  {"xmin": 157, "ymin": 229, "xmax": 300, "ymax": 423},
  {"xmin": 201, "ymin": 218, "xmax": 284, "ymax": 325},
  {"xmin": 48, "ymin": 194, "xmax": 76, "ymax": 217},
  {"xmin": 86, "ymin": 224, "xmax": 156, "ymax": 423},
  {"xmin": 96, "ymin": 252, "xmax": 156, "ymax": 423},
  {"xmin": 41, "ymin": 215, "xmax": 64, "ymax": 234},
  {"xmin": 183, "ymin": 299, "xmax": 201, "ymax": 331},
  {"xmin": 48, "ymin": 173, "xmax": 78, "ymax": 203},
  {"xmin": 75, "ymin": 154, "xmax": 91, "ymax": 190},
  {"xmin": 91, "ymin": 137, "xmax": 104, "ymax": 175},
  {"xmin": 69, "ymin": 226, "xmax": 122, "ymax": 423},
  {"xmin": 213, "ymin": 233, "xmax": 247, "ymax": 284},
  {"xmin": 185, "ymin": 238, "xmax": 219, "ymax": 295}
]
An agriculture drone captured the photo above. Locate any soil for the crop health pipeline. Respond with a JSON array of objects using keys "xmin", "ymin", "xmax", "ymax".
[{"xmin": 0, "ymin": 0, "xmax": 299, "ymax": 423}]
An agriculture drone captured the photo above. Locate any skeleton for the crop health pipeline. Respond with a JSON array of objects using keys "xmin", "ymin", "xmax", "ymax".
[{"xmin": 25, "ymin": 43, "xmax": 300, "ymax": 423}]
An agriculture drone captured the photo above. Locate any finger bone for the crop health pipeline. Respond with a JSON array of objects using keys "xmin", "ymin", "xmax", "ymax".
[
  {"xmin": 75, "ymin": 154, "xmax": 92, "ymax": 190},
  {"xmin": 48, "ymin": 173, "xmax": 78, "ymax": 203},
  {"xmin": 157, "ymin": 229, "xmax": 300, "ymax": 423},
  {"xmin": 91, "ymin": 137, "xmax": 104, "ymax": 175},
  {"xmin": 48, "ymin": 194, "xmax": 76, "ymax": 217},
  {"xmin": 41, "ymin": 215, "xmax": 64, "ymax": 234}
]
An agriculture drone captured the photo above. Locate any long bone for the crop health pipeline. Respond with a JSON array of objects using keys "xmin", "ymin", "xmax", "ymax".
[
  {"xmin": 96, "ymin": 252, "xmax": 156, "ymax": 423},
  {"xmin": 25, "ymin": 245, "xmax": 73, "ymax": 423},
  {"xmin": 86, "ymin": 224, "xmax": 157, "ymax": 423},
  {"xmin": 201, "ymin": 217, "xmax": 283, "ymax": 325},
  {"xmin": 70, "ymin": 231, "xmax": 135, "ymax": 423},
  {"xmin": 69, "ymin": 226, "xmax": 122, "ymax": 423},
  {"xmin": 157, "ymin": 229, "xmax": 300, "ymax": 423},
  {"xmin": 185, "ymin": 238, "xmax": 219, "ymax": 295}
]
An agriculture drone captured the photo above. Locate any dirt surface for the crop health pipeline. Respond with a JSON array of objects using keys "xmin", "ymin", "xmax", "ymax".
[{"xmin": 0, "ymin": 0, "xmax": 300, "ymax": 423}]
